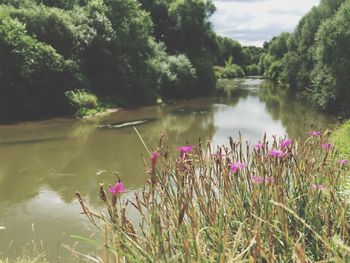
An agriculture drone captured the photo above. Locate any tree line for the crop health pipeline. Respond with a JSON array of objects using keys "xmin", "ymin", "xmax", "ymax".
[
  {"xmin": 259, "ymin": 0, "xmax": 350, "ymax": 117},
  {"xmin": 0, "ymin": 0, "xmax": 261, "ymax": 120}
]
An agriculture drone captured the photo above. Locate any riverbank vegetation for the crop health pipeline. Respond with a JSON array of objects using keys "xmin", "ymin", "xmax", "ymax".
[
  {"xmin": 0, "ymin": 0, "xmax": 261, "ymax": 121},
  {"xmin": 259, "ymin": 0, "xmax": 350, "ymax": 117},
  {"xmin": 65, "ymin": 89, "xmax": 106, "ymax": 117},
  {"xmin": 331, "ymin": 120, "xmax": 350, "ymax": 157},
  {"xmin": 75, "ymin": 132, "xmax": 350, "ymax": 262}
]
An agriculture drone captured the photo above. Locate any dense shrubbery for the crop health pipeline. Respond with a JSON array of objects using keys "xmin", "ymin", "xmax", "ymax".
[
  {"xmin": 65, "ymin": 89, "xmax": 106, "ymax": 117},
  {"xmin": 244, "ymin": 64, "xmax": 259, "ymax": 76},
  {"xmin": 260, "ymin": 0, "xmax": 350, "ymax": 116},
  {"xmin": 214, "ymin": 36, "xmax": 264, "ymax": 79},
  {"xmin": 76, "ymin": 133, "xmax": 350, "ymax": 261},
  {"xmin": 0, "ymin": 10, "xmax": 81, "ymax": 120},
  {"xmin": 214, "ymin": 56, "xmax": 245, "ymax": 79},
  {"xmin": 0, "ymin": 0, "xmax": 228, "ymax": 120}
]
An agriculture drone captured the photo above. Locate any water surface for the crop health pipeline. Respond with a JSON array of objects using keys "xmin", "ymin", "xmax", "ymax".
[{"xmin": 0, "ymin": 79, "xmax": 336, "ymax": 260}]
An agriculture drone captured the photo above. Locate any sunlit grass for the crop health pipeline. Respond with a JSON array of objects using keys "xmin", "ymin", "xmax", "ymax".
[
  {"xmin": 331, "ymin": 120, "xmax": 350, "ymax": 157},
  {"xmin": 75, "ymin": 131, "xmax": 350, "ymax": 262}
]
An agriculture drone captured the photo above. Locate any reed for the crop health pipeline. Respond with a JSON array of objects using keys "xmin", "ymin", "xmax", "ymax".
[{"xmin": 76, "ymin": 131, "xmax": 350, "ymax": 262}]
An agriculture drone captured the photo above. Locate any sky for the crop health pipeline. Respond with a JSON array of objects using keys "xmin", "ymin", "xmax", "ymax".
[{"xmin": 211, "ymin": 0, "xmax": 320, "ymax": 47}]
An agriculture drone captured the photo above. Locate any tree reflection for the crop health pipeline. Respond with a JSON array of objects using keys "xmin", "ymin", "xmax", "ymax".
[
  {"xmin": 0, "ymin": 102, "xmax": 216, "ymax": 208},
  {"xmin": 257, "ymin": 80, "xmax": 337, "ymax": 138}
]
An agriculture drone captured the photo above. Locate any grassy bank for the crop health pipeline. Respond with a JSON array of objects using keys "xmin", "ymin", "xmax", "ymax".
[
  {"xmin": 74, "ymin": 131, "xmax": 350, "ymax": 262},
  {"xmin": 331, "ymin": 120, "xmax": 350, "ymax": 157}
]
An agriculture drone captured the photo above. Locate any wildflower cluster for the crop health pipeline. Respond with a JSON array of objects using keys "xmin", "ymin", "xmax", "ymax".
[{"xmin": 76, "ymin": 131, "xmax": 350, "ymax": 262}]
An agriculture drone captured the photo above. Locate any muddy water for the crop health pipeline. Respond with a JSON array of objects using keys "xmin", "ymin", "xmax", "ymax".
[{"xmin": 0, "ymin": 78, "xmax": 336, "ymax": 260}]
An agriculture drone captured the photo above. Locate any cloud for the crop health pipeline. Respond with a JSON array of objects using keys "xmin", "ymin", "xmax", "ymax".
[{"xmin": 211, "ymin": 0, "xmax": 320, "ymax": 46}]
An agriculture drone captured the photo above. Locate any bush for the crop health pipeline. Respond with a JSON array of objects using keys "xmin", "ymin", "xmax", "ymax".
[
  {"xmin": 65, "ymin": 89, "xmax": 98, "ymax": 109},
  {"xmin": 0, "ymin": 11, "xmax": 81, "ymax": 120},
  {"xmin": 215, "ymin": 56, "xmax": 245, "ymax": 79},
  {"xmin": 267, "ymin": 60, "xmax": 282, "ymax": 81},
  {"xmin": 76, "ymin": 132, "xmax": 350, "ymax": 261},
  {"xmin": 148, "ymin": 42, "xmax": 197, "ymax": 99},
  {"xmin": 244, "ymin": 64, "xmax": 259, "ymax": 75},
  {"xmin": 65, "ymin": 89, "xmax": 105, "ymax": 117},
  {"xmin": 311, "ymin": 0, "xmax": 350, "ymax": 115}
]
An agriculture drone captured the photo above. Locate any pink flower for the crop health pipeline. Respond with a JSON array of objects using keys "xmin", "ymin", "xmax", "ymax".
[
  {"xmin": 269, "ymin": 149, "xmax": 284, "ymax": 158},
  {"xmin": 109, "ymin": 182, "xmax": 125, "ymax": 195},
  {"xmin": 311, "ymin": 184, "xmax": 327, "ymax": 191},
  {"xmin": 251, "ymin": 176, "xmax": 264, "ymax": 184},
  {"xmin": 265, "ymin": 177, "xmax": 274, "ymax": 184},
  {"xmin": 151, "ymin": 151, "xmax": 160, "ymax": 168},
  {"xmin": 177, "ymin": 145, "xmax": 193, "ymax": 158},
  {"xmin": 321, "ymin": 143, "xmax": 333, "ymax": 151},
  {"xmin": 251, "ymin": 176, "xmax": 274, "ymax": 185},
  {"xmin": 254, "ymin": 143, "xmax": 264, "ymax": 150},
  {"xmin": 229, "ymin": 162, "xmax": 246, "ymax": 173},
  {"xmin": 309, "ymin": 131, "xmax": 321, "ymax": 137},
  {"xmin": 338, "ymin": 159, "xmax": 349, "ymax": 165},
  {"xmin": 280, "ymin": 139, "xmax": 292, "ymax": 148}
]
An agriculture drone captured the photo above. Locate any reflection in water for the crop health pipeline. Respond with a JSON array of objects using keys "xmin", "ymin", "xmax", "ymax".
[
  {"xmin": 257, "ymin": 81, "xmax": 335, "ymax": 138},
  {"xmin": 0, "ymin": 79, "xmax": 336, "ymax": 260}
]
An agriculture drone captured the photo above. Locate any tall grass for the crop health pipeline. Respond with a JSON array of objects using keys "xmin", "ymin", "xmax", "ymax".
[{"xmin": 76, "ymin": 131, "xmax": 350, "ymax": 262}]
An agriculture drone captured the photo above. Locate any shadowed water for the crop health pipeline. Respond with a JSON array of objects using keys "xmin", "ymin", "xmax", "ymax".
[{"xmin": 0, "ymin": 78, "xmax": 336, "ymax": 260}]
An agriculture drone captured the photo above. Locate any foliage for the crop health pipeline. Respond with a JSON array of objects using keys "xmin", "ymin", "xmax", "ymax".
[
  {"xmin": 65, "ymin": 89, "xmax": 98, "ymax": 109},
  {"xmin": 65, "ymin": 89, "xmax": 106, "ymax": 117},
  {"xmin": 260, "ymin": 0, "xmax": 350, "ymax": 116},
  {"xmin": 140, "ymin": 0, "xmax": 218, "ymax": 97},
  {"xmin": 244, "ymin": 64, "xmax": 259, "ymax": 76},
  {"xmin": 76, "ymin": 133, "xmax": 350, "ymax": 261},
  {"xmin": 0, "ymin": 0, "xmax": 223, "ymax": 120},
  {"xmin": 0, "ymin": 10, "xmax": 81, "ymax": 120},
  {"xmin": 215, "ymin": 56, "xmax": 245, "ymax": 79},
  {"xmin": 215, "ymin": 35, "xmax": 244, "ymax": 66},
  {"xmin": 243, "ymin": 46, "xmax": 264, "ymax": 65},
  {"xmin": 331, "ymin": 120, "xmax": 350, "ymax": 158},
  {"xmin": 311, "ymin": 0, "xmax": 350, "ymax": 115},
  {"xmin": 267, "ymin": 32, "xmax": 290, "ymax": 60},
  {"xmin": 258, "ymin": 53, "xmax": 274, "ymax": 76},
  {"xmin": 267, "ymin": 60, "xmax": 283, "ymax": 81},
  {"xmin": 148, "ymin": 41, "xmax": 197, "ymax": 99}
]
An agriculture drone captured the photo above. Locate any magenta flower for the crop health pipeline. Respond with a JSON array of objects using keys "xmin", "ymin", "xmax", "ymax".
[
  {"xmin": 311, "ymin": 184, "xmax": 327, "ymax": 191},
  {"xmin": 251, "ymin": 176, "xmax": 264, "ymax": 184},
  {"xmin": 254, "ymin": 143, "xmax": 264, "ymax": 150},
  {"xmin": 177, "ymin": 145, "xmax": 193, "ymax": 158},
  {"xmin": 251, "ymin": 176, "xmax": 274, "ymax": 185},
  {"xmin": 321, "ymin": 143, "xmax": 333, "ymax": 151},
  {"xmin": 269, "ymin": 149, "xmax": 284, "ymax": 158},
  {"xmin": 309, "ymin": 131, "xmax": 321, "ymax": 137},
  {"xmin": 338, "ymin": 159, "xmax": 349, "ymax": 165},
  {"xmin": 229, "ymin": 162, "xmax": 246, "ymax": 173},
  {"xmin": 280, "ymin": 139, "xmax": 292, "ymax": 148},
  {"xmin": 151, "ymin": 151, "xmax": 160, "ymax": 168},
  {"xmin": 265, "ymin": 177, "xmax": 274, "ymax": 184},
  {"xmin": 109, "ymin": 182, "xmax": 125, "ymax": 195}
]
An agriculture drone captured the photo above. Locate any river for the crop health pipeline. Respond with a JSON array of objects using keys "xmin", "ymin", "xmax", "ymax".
[{"xmin": 0, "ymin": 78, "xmax": 336, "ymax": 261}]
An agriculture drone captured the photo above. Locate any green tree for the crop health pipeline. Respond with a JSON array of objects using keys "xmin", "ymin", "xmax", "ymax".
[
  {"xmin": 0, "ymin": 11, "xmax": 81, "ymax": 119},
  {"xmin": 312, "ymin": 0, "xmax": 350, "ymax": 114}
]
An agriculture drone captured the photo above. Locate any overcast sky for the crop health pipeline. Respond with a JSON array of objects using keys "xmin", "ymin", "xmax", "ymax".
[{"xmin": 211, "ymin": 0, "xmax": 320, "ymax": 47}]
